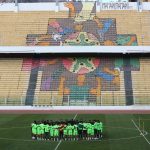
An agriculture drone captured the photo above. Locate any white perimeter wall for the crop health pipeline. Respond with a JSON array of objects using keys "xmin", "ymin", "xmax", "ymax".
[
  {"xmin": 0, "ymin": 2, "xmax": 150, "ymax": 11},
  {"xmin": 0, "ymin": 105, "xmax": 150, "ymax": 111},
  {"xmin": 0, "ymin": 46, "xmax": 150, "ymax": 53}
]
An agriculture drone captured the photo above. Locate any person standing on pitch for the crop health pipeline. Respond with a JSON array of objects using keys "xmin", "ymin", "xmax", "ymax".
[{"xmin": 31, "ymin": 121, "xmax": 37, "ymax": 140}]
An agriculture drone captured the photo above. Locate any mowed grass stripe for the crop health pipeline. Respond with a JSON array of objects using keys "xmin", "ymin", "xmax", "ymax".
[
  {"xmin": 0, "ymin": 114, "xmax": 75, "ymax": 127},
  {"xmin": 0, "ymin": 114, "xmax": 22, "ymax": 126},
  {"xmin": 103, "ymin": 114, "xmax": 150, "ymax": 150},
  {"xmin": 105, "ymin": 114, "xmax": 138, "ymax": 139},
  {"xmin": 0, "ymin": 114, "xmax": 75, "ymax": 139},
  {"xmin": 0, "ymin": 114, "xmax": 150, "ymax": 150},
  {"xmin": 0, "ymin": 114, "xmax": 76, "ymax": 150},
  {"xmin": 0, "ymin": 139, "xmax": 57, "ymax": 150}
]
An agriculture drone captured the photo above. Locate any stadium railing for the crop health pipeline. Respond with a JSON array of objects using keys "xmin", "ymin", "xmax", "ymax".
[{"xmin": 0, "ymin": 94, "xmax": 150, "ymax": 106}]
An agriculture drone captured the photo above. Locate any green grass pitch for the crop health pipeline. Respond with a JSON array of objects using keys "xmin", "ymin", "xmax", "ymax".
[{"xmin": 0, "ymin": 114, "xmax": 150, "ymax": 150}]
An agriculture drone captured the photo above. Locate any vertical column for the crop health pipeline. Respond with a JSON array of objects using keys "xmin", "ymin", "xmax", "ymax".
[
  {"xmin": 25, "ymin": 56, "xmax": 40, "ymax": 106},
  {"xmin": 123, "ymin": 58, "xmax": 134, "ymax": 105},
  {"xmin": 14, "ymin": 0, "xmax": 19, "ymax": 12}
]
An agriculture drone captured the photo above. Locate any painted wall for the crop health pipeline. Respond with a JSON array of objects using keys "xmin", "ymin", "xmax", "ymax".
[
  {"xmin": 1, "ymin": 56, "xmax": 150, "ymax": 106},
  {"xmin": 1, "ymin": 2, "xmax": 150, "ymax": 11},
  {"xmin": 0, "ymin": 11, "xmax": 149, "ymax": 46},
  {"xmin": 26, "ymin": 1, "xmax": 138, "ymax": 46}
]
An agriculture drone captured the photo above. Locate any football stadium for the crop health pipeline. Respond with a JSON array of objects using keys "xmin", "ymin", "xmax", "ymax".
[{"xmin": 0, "ymin": 0, "xmax": 150, "ymax": 150}]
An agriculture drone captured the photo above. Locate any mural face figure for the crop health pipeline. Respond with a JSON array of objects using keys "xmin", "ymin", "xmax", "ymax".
[
  {"xmin": 74, "ymin": 23, "xmax": 83, "ymax": 32},
  {"xmin": 62, "ymin": 57, "xmax": 100, "ymax": 74},
  {"xmin": 63, "ymin": 32, "xmax": 100, "ymax": 46}
]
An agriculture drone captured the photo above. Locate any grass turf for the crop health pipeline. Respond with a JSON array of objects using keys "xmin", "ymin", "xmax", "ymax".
[{"xmin": 0, "ymin": 114, "xmax": 150, "ymax": 150}]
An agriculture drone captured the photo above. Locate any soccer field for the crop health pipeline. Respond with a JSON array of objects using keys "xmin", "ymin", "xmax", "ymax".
[{"xmin": 0, "ymin": 114, "xmax": 150, "ymax": 150}]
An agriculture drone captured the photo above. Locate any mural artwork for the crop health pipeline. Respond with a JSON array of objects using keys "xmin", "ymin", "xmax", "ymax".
[
  {"xmin": 26, "ymin": 1, "xmax": 138, "ymax": 46},
  {"xmin": 22, "ymin": 57, "xmax": 140, "ymax": 106},
  {"xmin": 24, "ymin": 1, "xmax": 139, "ymax": 105}
]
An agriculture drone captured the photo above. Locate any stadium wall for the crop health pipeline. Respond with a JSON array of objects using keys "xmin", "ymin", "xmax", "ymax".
[
  {"xmin": 0, "ymin": 2, "xmax": 150, "ymax": 11},
  {"xmin": 0, "ymin": 55, "xmax": 150, "ymax": 106},
  {"xmin": 0, "ymin": 1, "xmax": 150, "ymax": 107},
  {"xmin": 0, "ymin": 11, "xmax": 150, "ymax": 46}
]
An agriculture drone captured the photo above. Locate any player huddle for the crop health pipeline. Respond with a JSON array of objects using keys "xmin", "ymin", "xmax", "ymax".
[{"xmin": 31, "ymin": 120, "xmax": 103, "ymax": 141}]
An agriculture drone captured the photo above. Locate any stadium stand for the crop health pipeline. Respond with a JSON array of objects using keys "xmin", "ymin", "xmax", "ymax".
[
  {"xmin": 0, "ymin": 11, "xmax": 150, "ymax": 45},
  {"xmin": 0, "ymin": 55, "xmax": 150, "ymax": 106},
  {"xmin": 0, "ymin": 0, "xmax": 150, "ymax": 107}
]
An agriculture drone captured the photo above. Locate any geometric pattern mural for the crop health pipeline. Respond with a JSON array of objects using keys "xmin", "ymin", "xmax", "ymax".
[
  {"xmin": 22, "ymin": 57, "xmax": 140, "ymax": 105},
  {"xmin": 26, "ymin": 1, "xmax": 138, "ymax": 46},
  {"xmin": 24, "ymin": 1, "xmax": 139, "ymax": 105}
]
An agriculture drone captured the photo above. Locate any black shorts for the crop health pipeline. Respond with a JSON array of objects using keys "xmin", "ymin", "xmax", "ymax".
[{"xmin": 94, "ymin": 129, "xmax": 98, "ymax": 135}]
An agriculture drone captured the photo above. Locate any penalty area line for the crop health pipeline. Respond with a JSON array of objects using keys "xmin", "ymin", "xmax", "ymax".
[{"xmin": 131, "ymin": 119, "xmax": 150, "ymax": 145}]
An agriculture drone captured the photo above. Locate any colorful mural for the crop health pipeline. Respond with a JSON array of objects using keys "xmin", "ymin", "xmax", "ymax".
[
  {"xmin": 116, "ymin": 35, "xmax": 138, "ymax": 46},
  {"xmin": 22, "ymin": 57, "xmax": 140, "ymax": 105},
  {"xmin": 24, "ymin": 1, "xmax": 139, "ymax": 105},
  {"xmin": 26, "ymin": 1, "xmax": 138, "ymax": 46}
]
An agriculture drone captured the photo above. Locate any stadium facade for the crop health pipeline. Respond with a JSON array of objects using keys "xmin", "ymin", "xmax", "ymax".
[{"xmin": 0, "ymin": 0, "xmax": 150, "ymax": 107}]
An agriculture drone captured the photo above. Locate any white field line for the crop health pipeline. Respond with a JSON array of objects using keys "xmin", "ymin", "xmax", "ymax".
[
  {"xmin": 73, "ymin": 114, "xmax": 78, "ymax": 120},
  {"xmin": 54, "ymin": 140, "xmax": 62, "ymax": 150},
  {"xmin": 54, "ymin": 114, "xmax": 78, "ymax": 150},
  {"xmin": 131, "ymin": 119, "xmax": 150, "ymax": 145}
]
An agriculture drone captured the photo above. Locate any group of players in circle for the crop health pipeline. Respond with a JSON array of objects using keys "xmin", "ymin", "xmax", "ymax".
[{"xmin": 31, "ymin": 119, "xmax": 103, "ymax": 141}]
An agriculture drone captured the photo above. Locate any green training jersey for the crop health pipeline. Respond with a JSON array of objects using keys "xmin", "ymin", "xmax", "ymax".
[
  {"xmin": 87, "ymin": 123, "xmax": 92, "ymax": 134},
  {"xmin": 31, "ymin": 123, "xmax": 37, "ymax": 134},
  {"xmin": 36, "ymin": 125, "xmax": 42, "ymax": 135},
  {"xmin": 91, "ymin": 125, "xmax": 95, "ymax": 135},
  {"xmin": 63, "ymin": 126, "xmax": 67, "ymax": 136},
  {"xmin": 45, "ymin": 124, "xmax": 49, "ymax": 132},
  {"xmin": 100, "ymin": 122, "xmax": 103, "ymax": 132},
  {"xmin": 83, "ymin": 123, "xmax": 88, "ymax": 130},
  {"xmin": 40, "ymin": 123, "xmax": 45, "ymax": 134},
  {"xmin": 78, "ymin": 123, "xmax": 83, "ymax": 131},
  {"xmin": 49, "ymin": 125, "xmax": 54, "ymax": 137},
  {"xmin": 66, "ymin": 125, "xmax": 73, "ymax": 135},
  {"xmin": 73, "ymin": 125, "xmax": 78, "ymax": 136},
  {"xmin": 95, "ymin": 122, "xmax": 99, "ymax": 130},
  {"xmin": 53, "ymin": 125, "xmax": 59, "ymax": 136}
]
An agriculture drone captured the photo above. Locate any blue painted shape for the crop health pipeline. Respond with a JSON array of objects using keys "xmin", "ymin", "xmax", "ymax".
[
  {"xmin": 98, "ymin": 19, "xmax": 113, "ymax": 34},
  {"xmin": 59, "ymin": 27, "xmax": 74, "ymax": 35},
  {"xmin": 96, "ymin": 72, "xmax": 114, "ymax": 81}
]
